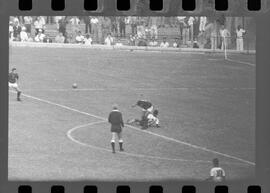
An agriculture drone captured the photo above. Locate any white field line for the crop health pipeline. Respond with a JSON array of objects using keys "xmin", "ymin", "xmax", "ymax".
[
  {"xmin": 226, "ymin": 58, "xmax": 256, "ymax": 67},
  {"xmin": 12, "ymin": 91, "xmax": 255, "ymax": 166},
  {"xmin": 21, "ymin": 87, "xmax": 256, "ymax": 92},
  {"xmin": 67, "ymin": 121, "xmax": 248, "ymax": 166}
]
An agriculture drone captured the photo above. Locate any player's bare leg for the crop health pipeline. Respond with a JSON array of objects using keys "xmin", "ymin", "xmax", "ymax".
[
  {"xmin": 111, "ymin": 133, "xmax": 116, "ymax": 153},
  {"xmin": 118, "ymin": 132, "xmax": 124, "ymax": 151}
]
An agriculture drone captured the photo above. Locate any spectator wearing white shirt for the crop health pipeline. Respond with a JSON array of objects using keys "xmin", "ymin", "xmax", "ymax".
[
  {"xmin": 188, "ymin": 17, "xmax": 195, "ymax": 42},
  {"xmin": 34, "ymin": 29, "xmax": 46, "ymax": 42},
  {"xmin": 70, "ymin": 17, "xmax": 80, "ymax": 25},
  {"xmin": 220, "ymin": 25, "xmax": 230, "ymax": 50},
  {"xmin": 20, "ymin": 27, "xmax": 28, "ymax": 42},
  {"xmin": 160, "ymin": 37, "xmax": 169, "ymax": 48},
  {"xmin": 236, "ymin": 25, "xmax": 246, "ymax": 51},
  {"xmin": 91, "ymin": 17, "xmax": 99, "ymax": 43},
  {"xmin": 199, "ymin": 17, "xmax": 207, "ymax": 32},
  {"xmin": 104, "ymin": 33, "xmax": 114, "ymax": 46},
  {"xmin": 34, "ymin": 17, "xmax": 45, "ymax": 35},
  {"xmin": 84, "ymin": 34, "xmax": 93, "ymax": 45},
  {"xmin": 75, "ymin": 31, "xmax": 85, "ymax": 44}
]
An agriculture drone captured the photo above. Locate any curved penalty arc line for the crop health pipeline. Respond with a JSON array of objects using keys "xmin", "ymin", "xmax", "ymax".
[{"xmin": 66, "ymin": 121, "xmax": 251, "ymax": 166}]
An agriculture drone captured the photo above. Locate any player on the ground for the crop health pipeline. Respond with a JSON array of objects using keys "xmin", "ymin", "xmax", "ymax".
[
  {"xmin": 127, "ymin": 109, "xmax": 160, "ymax": 129},
  {"xmin": 131, "ymin": 98, "xmax": 155, "ymax": 129},
  {"xmin": 9, "ymin": 68, "xmax": 22, "ymax": 101},
  {"xmin": 206, "ymin": 158, "xmax": 226, "ymax": 182},
  {"xmin": 132, "ymin": 99, "xmax": 154, "ymax": 113},
  {"xmin": 108, "ymin": 104, "xmax": 124, "ymax": 153}
]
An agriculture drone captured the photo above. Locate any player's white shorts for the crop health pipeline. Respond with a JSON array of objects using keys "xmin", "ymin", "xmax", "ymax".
[{"xmin": 9, "ymin": 82, "xmax": 18, "ymax": 90}]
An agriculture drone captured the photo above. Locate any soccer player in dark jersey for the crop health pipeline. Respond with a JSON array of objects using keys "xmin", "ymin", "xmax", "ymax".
[
  {"xmin": 132, "ymin": 99, "xmax": 154, "ymax": 129},
  {"xmin": 108, "ymin": 104, "xmax": 124, "ymax": 153},
  {"xmin": 8, "ymin": 68, "xmax": 22, "ymax": 101},
  {"xmin": 132, "ymin": 100, "xmax": 154, "ymax": 112}
]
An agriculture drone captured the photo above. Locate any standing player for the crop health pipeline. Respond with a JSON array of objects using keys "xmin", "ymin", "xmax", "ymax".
[
  {"xmin": 108, "ymin": 104, "xmax": 124, "ymax": 153},
  {"xmin": 9, "ymin": 68, "xmax": 22, "ymax": 101},
  {"xmin": 206, "ymin": 158, "xmax": 226, "ymax": 182}
]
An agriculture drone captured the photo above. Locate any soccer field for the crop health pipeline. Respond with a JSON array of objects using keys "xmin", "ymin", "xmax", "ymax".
[{"xmin": 8, "ymin": 46, "xmax": 255, "ymax": 181}]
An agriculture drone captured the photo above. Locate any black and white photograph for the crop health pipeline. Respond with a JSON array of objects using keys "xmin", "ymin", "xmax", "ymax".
[{"xmin": 8, "ymin": 15, "xmax": 255, "ymax": 181}]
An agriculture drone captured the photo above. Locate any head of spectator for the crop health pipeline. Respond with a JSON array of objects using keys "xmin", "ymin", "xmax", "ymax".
[
  {"xmin": 14, "ymin": 20, "xmax": 20, "ymax": 27},
  {"xmin": 237, "ymin": 25, "xmax": 242, "ymax": 31}
]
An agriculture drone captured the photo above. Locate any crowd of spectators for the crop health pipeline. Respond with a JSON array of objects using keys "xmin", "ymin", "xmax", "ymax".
[{"xmin": 9, "ymin": 16, "xmax": 247, "ymax": 50}]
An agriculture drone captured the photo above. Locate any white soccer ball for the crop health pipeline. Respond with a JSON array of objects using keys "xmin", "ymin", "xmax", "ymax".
[{"xmin": 72, "ymin": 83, "xmax": 78, "ymax": 89}]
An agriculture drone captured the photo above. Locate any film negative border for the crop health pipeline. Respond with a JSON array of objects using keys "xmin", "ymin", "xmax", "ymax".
[
  {"xmin": 1, "ymin": 0, "xmax": 270, "ymax": 193},
  {"xmin": 0, "ymin": 0, "xmax": 269, "ymax": 15},
  {"xmin": 15, "ymin": 184, "xmax": 263, "ymax": 193}
]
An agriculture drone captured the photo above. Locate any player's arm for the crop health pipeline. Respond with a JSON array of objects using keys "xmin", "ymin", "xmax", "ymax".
[
  {"xmin": 120, "ymin": 113, "xmax": 124, "ymax": 127},
  {"xmin": 108, "ymin": 113, "xmax": 112, "ymax": 123},
  {"xmin": 131, "ymin": 101, "xmax": 138, "ymax": 108}
]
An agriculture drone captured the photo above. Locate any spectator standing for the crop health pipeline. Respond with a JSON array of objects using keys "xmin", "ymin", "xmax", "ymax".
[
  {"xmin": 129, "ymin": 16, "xmax": 138, "ymax": 35},
  {"xmin": 108, "ymin": 105, "xmax": 124, "ymax": 153},
  {"xmin": 199, "ymin": 16, "xmax": 207, "ymax": 32},
  {"xmin": 9, "ymin": 22, "xmax": 14, "ymax": 40},
  {"xmin": 91, "ymin": 17, "xmax": 99, "ymax": 43},
  {"xmin": 220, "ymin": 25, "xmax": 230, "ymax": 50},
  {"xmin": 177, "ymin": 16, "xmax": 186, "ymax": 41},
  {"xmin": 83, "ymin": 16, "xmax": 92, "ymax": 34},
  {"xmin": 20, "ymin": 27, "xmax": 28, "ymax": 42},
  {"xmin": 13, "ymin": 20, "xmax": 22, "ymax": 41},
  {"xmin": 188, "ymin": 17, "xmax": 195, "ymax": 42},
  {"xmin": 110, "ymin": 17, "xmax": 118, "ymax": 36},
  {"xmin": 236, "ymin": 25, "xmax": 246, "ymax": 51},
  {"xmin": 149, "ymin": 17, "xmax": 158, "ymax": 40},
  {"xmin": 119, "ymin": 17, "xmax": 126, "ymax": 38},
  {"xmin": 23, "ymin": 16, "xmax": 32, "ymax": 34},
  {"xmin": 34, "ymin": 16, "xmax": 45, "ymax": 35},
  {"xmin": 58, "ymin": 17, "xmax": 68, "ymax": 37},
  {"xmin": 102, "ymin": 17, "xmax": 111, "ymax": 41}
]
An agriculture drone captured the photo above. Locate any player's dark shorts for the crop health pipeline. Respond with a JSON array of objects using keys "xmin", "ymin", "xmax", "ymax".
[{"xmin": 111, "ymin": 127, "xmax": 122, "ymax": 133}]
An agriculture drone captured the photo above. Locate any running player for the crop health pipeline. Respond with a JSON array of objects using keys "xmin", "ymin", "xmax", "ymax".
[{"xmin": 9, "ymin": 68, "xmax": 22, "ymax": 101}]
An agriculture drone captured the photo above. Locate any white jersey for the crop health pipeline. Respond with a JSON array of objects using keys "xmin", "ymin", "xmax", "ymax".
[
  {"xmin": 236, "ymin": 29, "xmax": 246, "ymax": 38},
  {"xmin": 210, "ymin": 167, "xmax": 225, "ymax": 182}
]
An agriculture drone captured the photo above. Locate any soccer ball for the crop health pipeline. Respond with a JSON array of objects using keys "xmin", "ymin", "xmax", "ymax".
[{"xmin": 72, "ymin": 83, "xmax": 78, "ymax": 89}]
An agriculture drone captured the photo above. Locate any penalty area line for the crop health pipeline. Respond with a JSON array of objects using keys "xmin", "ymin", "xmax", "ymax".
[
  {"xmin": 67, "ymin": 121, "xmax": 246, "ymax": 166},
  {"xmin": 13, "ymin": 91, "xmax": 255, "ymax": 166}
]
